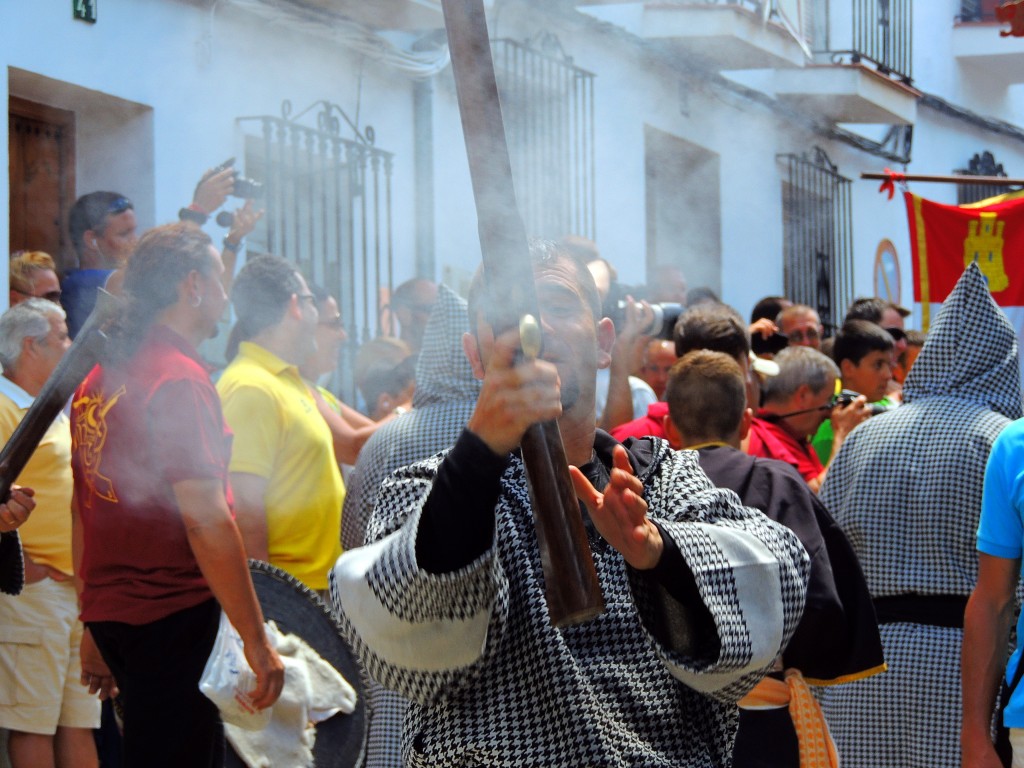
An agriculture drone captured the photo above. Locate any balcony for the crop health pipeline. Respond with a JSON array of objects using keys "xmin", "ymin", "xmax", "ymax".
[
  {"xmin": 954, "ymin": 1, "xmax": 1024, "ymax": 86},
  {"xmin": 577, "ymin": 2, "xmax": 809, "ymax": 71},
  {"xmin": 773, "ymin": 62, "xmax": 919, "ymax": 124},
  {"xmin": 304, "ymin": 0, "xmax": 447, "ymax": 31}
]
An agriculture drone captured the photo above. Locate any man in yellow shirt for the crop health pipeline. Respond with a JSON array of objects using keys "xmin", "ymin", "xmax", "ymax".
[
  {"xmin": 0, "ymin": 299, "xmax": 99, "ymax": 767},
  {"xmin": 217, "ymin": 255, "xmax": 344, "ymax": 592}
]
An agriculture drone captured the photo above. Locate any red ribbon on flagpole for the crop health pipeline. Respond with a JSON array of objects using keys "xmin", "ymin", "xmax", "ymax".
[{"xmin": 878, "ymin": 168, "xmax": 906, "ymax": 200}]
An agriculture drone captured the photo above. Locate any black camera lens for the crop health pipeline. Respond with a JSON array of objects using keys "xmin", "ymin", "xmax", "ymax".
[
  {"xmin": 231, "ymin": 175, "xmax": 264, "ymax": 199},
  {"xmin": 833, "ymin": 389, "xmax": 897, "ymax": 416},
  {"xmin": 614, "ymin": 300, "xmax": 683, "ymax": 340}
]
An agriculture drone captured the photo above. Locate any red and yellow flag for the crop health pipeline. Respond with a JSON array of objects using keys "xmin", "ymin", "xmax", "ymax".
[{"xmin": 906, "ymin": 189, "xmax": 1024, "ymax": 328}]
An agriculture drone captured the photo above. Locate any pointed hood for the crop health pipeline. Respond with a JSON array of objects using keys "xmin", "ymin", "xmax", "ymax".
[
  {"xmin": 902, "ymin": 261, "xmax": 1023, "ymax": 419},
  {"xmin": 412, "ymin": 283, "xmax": 481, "ymax": 408}
]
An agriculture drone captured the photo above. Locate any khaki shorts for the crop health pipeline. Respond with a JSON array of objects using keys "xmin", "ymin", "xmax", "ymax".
[
  {"xmin": 1012, "ymin": 728, "xmax": 1024, "ymax": 768},
  {"xmin": 0, "ymin": 578, "xmax": 101, "ymax": 734}
]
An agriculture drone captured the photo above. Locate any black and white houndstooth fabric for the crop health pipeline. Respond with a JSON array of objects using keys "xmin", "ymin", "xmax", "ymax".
[
  {"xmin": 332, "ymin": 435, "xmax": 809, "ymax": 768},
  {"xmin": 340, "ymin": 284, "xmax": 481, "ymax": 768},
  {"xmin": 341, "ymin": 284, "xmax": 480, "ymax": 552},
  {"xmin": 816, "ymin": 262, "xmax": 1023, "ymax": 768}
]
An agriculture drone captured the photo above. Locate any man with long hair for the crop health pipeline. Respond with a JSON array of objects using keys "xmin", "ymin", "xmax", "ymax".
[{"xmin": 72, "ymin": 223, "xmax": 283, "ymax": 767}]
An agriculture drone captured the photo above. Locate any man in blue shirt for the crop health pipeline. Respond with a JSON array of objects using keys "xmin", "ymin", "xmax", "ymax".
[{"xmin": 964, "ymin": 419, "xmax": 1024, "ymax": 767}]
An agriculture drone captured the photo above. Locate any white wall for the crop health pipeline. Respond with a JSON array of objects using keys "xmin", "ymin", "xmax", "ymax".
[
  {"xmin": 1, "ymin": 0, "xmax": 422, "ymax": 290},
  {"xmin": 6, "ymin": 0, "xmax": 1024, "ymax": 333}
]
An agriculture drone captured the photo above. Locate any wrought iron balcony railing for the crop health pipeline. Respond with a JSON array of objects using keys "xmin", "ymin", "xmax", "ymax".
[
  {"xmin": 828, "ymin": 0, "xmax": 913, "ymax": 84},
  {"xmin": 958, "ymin": 0, "xmax": 1001, "ymax": 23}
]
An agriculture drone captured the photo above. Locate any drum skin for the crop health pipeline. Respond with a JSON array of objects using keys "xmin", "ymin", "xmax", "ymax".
[{"xmin": 225, "ymin": 560, "xmax": 368, "ymax": 768}]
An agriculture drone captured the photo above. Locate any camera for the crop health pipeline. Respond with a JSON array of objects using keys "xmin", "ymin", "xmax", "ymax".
[
  {"xmin": 231, "ymin": 175, "xmax": 264, "ymax": 199},
  {"xmin": 614, "ymin": 300, "xmax": 683, "ymax": 341},
  {"xmin": 751, "ymin": 331, "xmax": 789, "ymax": 356},
  {"xmin": 209, "ymin": 157, "xmax": 264, "ymax": 199},
  {"xmin": 833, "ymin": 389, "xmax": 894, "ymax": 416}
]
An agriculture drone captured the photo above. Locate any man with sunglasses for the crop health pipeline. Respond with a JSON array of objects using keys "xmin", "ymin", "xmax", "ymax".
[
  {"xmin": 9, "ymin": 251, "xmax": 62, "ymax": 307},
  {"xmin": 63, "ymin": 192, "xmax": 138, "ymax": 338},
  {"xmin": 844, "ymin": 296, "xmax": 911, "ymax": 357},
  {"xmin": 62, "ymin": 169, "xmax": 247, "ymax": 339},
  {"xmin": 217, "ymin": 256, "xmax": 345, "ymax": 594},
  {"xmin": 748, "ymin": 346, "xmax": 870, "ymax": 493}
]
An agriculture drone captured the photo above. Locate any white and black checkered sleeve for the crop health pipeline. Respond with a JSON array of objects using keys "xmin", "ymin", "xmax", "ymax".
[
  {"xmin": 629, "ymin": 448, "xmax": 810, "ymax": 704},
  {"xmin": 331, "ymin": 454, "xmax": 508, "ymax": 708}
]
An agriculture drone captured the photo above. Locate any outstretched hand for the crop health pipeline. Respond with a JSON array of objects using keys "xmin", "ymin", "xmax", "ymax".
[
  {"xmin": 192, "ymin": 166, "xmax": 235, "ymax": 214},
  {"xmin": 570, "ymin": 445, "xmax": 663, "ymax": 570}
]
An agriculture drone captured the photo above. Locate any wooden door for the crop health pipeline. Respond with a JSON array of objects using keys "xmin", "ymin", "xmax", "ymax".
[{"xmin": 9, "ymin": 96, "xmax": 76, "ymax": 273}]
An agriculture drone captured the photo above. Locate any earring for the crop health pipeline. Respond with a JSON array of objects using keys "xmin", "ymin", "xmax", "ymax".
[{"xmin": 191, "ymin": 293, "xmax": 203, "ymax": 308}]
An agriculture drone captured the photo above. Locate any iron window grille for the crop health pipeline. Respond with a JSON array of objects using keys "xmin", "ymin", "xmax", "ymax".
[
  {"xmin": 957, "ymin": 0, "xmax": 1001, "ymax": 22},
  {"xmin": 824, "ymin": 0, "xmax": 913, "ymax": 85},
  {"xmin": 492, "ymin": 33, "xmax": 596, "ymax": 240},
  {"xmin": 239, "ymin": 100, "xmax": 394, "ymax": 403},
  {"xmin": 955, "ymin": 151, "xmax": 1019, "ymax": 205},
  {"xmin": 780, "ymin": 149, "xmax": 855, "ymax": 335}
]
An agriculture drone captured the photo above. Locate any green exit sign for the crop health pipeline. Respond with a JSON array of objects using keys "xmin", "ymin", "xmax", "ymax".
[{"xmin": 73, "ymin": 0, "xmax": 97, "ymax": 23}]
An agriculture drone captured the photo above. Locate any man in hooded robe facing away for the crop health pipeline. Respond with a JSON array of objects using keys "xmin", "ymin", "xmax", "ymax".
[
  {"xmin": 815, "ymin": 262, "xmax": 1023, "ymax": 768},
  {"xmin": 340, "ymin": 284, "xmax": 482, "ymax": 768}
]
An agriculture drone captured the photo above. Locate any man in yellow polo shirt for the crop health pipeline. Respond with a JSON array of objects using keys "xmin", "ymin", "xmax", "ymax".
[{"xmin": 218, "ymin": 255, "xmax": 344, "ymax": 592}]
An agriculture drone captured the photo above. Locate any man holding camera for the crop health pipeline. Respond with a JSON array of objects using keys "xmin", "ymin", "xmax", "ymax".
[{"xmin": 749, "ymin": 346, "xmax": 871, "ymax": 492}]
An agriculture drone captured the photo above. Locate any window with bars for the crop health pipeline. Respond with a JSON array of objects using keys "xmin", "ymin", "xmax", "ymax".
[
  {"xmin": 239, "ymin": 100, "xmax": 395, "ymax": 402},
  {"xmin": 780, "ymin": 149, "xmax": 855, "ymax": 335},
  {"xmin": 955, "ymin": 151, "xmax": 1019, "ymax": 205},
  {"xmin": 492, "ymin": 34, "xmax": 596, "ymax": 240},
  {"xmin": 958, "ymin": 0, "xmax": 1002, "ymax": 22}
]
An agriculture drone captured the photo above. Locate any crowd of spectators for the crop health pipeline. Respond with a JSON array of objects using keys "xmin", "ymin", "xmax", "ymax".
[{"xmin": 3, "ymin": 203, "xmax": 1024, "ymax": 768}]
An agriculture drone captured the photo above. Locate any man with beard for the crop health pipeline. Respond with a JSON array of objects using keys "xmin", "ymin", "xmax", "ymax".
[
  {"xmin": 218, "ymin": 255, "xmax": 344, "ymax": 593},
  {"xmin": 72, "ymin": 223, "xmax": 283, "ymax": 767},
  {"xmin": 331, "ymin": 241, "xmax": 809, "ymax": 767}
]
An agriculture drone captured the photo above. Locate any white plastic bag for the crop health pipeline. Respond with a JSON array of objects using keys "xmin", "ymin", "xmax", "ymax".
[{"xmin": 198, "ymin": 611, "xmax": 273, "ymax": 731}]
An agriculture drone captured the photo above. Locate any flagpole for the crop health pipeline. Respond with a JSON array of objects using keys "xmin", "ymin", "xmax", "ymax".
[{"xmin": 862, "ymin": 172, "xmax": 1024, "ymax": 186}]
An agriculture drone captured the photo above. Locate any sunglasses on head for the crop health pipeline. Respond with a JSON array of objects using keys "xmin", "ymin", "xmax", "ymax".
[
  {"xmin": 108, "ymin": 196, "xmax": 133, "ymax": 216},
  {"xmin": 88, "ymin": 196, "xmax": 134, "ymax": 231},
  {"xmin": 12, "ymin": 287, "xmax": 61, "ymax": 304}
]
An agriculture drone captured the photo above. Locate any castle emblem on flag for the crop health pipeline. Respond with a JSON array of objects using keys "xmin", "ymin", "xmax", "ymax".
[{"xmin": 964, "ymin": 212, "xmax": 1009, "ymax": 293}]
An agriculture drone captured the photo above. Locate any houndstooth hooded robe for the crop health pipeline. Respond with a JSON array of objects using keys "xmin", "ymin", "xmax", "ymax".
[
  {"xmin": 332, "ymin": 422, "xmax": 809, "ymax": 764},
  {"xmin": 817, "ymin": 262, "xmax": 1023, "ymax": 768}
]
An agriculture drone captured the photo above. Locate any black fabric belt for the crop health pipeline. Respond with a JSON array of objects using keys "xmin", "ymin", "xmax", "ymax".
[{"xmin": 872, "ymin": 594, "xmax": 968, "ymax": 629}]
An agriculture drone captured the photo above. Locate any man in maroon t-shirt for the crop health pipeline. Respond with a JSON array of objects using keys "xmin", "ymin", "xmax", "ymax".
[
  {"xmin": 71, "ymin": 223, "xmax": 283, "ymax": 767},
  {"xmin": 750, "ymin": 346, "xmax": 869, "ymax": 493}
]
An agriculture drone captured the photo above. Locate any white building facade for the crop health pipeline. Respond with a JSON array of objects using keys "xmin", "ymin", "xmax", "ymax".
[{"xmin": 3, "ymin": 0, "xmax": 1024, "ymax": 365}]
